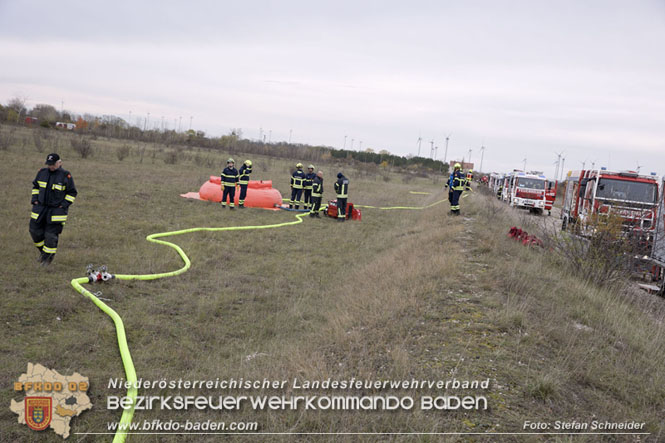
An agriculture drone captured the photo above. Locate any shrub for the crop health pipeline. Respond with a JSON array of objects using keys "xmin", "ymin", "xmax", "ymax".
[
  {"xmin": 0, "ymin": 127, "xmax": 15, "ymax": 151},
  {"xmin": 71, "ymin": 137, "xmax": 93, "ymax": 158},
  {"xmin": 32, "ymin": 129, "xmax": 56, "ymax": 152},
  {"xmin": 164, "ymin": 150, "xmax": 179, "ymax": 165},
  {"xmin": 116, "ymin": 144, "xmax": 131, "ymax": 161},
  {"xmin": 543, "ymin": 213, "xmax": 634, "ymax": 287}
]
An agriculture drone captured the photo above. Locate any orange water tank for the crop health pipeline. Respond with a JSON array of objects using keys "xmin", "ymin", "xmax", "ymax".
[{"xmin": 199, "ymin": 176, "xmax": 282, "ymax": 208}]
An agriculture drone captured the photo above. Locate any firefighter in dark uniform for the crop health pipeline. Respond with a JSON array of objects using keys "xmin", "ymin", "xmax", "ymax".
[
  {"xmin": 309, "ymin": 171, "xmax": 323, "ymax": 218},
  {"xmin": 30, "ymin": 153, "xmax": 78, "ymax": 265},
  {"xmin": 290, "ymin": 163, "xmax": 306, "ymax": 209},
  {"xmin": 238, "ymin": 159, "xmax": 252, "ymax": 208},
  {"xmin": 334, "ymin": 172, "xmax": 349, "ymax": 222},
  {"xmin": 450, "ymin": 163, "xmax": 464, "ymax": 215},
  {"xmin": 303, "ymin": 165, "xmax": 316, "ymax": 210},
  {"xmin": 221, "ymin": 158, "xmax": 239, "ymax": 209}
]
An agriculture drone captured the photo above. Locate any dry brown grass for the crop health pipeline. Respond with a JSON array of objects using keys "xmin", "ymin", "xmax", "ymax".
[{"xmin": 1, "ymin": 125, "xmax": 663, "ymax": 441}]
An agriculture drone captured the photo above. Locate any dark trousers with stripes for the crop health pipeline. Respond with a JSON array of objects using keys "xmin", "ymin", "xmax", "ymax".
[
  {"xmin": 30, "ymin": 216, "xmax": 63, "ymax": 257},
  {"xmin": 222, "ymin": 186, "xmax": 236, "ymax": 207},
  {"xmin": 239, "ymin": 184, "xmax": 248, "ymax": 205},
  {"xmin": 290, "ymin": 188, "xmax": 303, "ymax": 208},
  {"xmin": 451, "ymin": 190, "xmax": 462, "ymax": 213},
  {"xmin": 310, "ymin": 196, "xmax": 322, "ymax": 214},
  {"xmin": 303, "ymin": 189, "xmax": 312, "ymax": 208},
  {"xmin": 337, "ymin": 198, "xmax": 347, "ymax": 219}
]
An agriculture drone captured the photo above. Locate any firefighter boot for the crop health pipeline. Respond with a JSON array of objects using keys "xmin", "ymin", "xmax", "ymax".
[{"xmin": 41, "ymin": 253, "xmax": 54, "ymax": 267}]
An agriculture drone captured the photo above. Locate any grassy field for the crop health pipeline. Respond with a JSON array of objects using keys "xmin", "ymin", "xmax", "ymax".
[{"xmin": 1, "ymin": 124, "xmax": 664, "ymax": 442}]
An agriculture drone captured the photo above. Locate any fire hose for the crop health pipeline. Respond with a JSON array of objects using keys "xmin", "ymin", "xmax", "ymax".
[{"xmin": 69, "ymin": 196, "xmax": 450, "ymax": 442}]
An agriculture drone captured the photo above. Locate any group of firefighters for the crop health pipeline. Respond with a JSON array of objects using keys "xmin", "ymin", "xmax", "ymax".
[
  {"xmin": 445, "ymin": 163, "xmax": 473, "ymax": 215},
  {"xmin": 29, "ymin": 152, "xmax": 473, "ymax": 266},
  {"xmin": 219, "ymin": 158, "xmax": 350, "ymax": 221}
]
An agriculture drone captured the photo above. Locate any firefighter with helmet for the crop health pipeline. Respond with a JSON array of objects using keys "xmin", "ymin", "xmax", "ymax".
[
  {"xmin": 30, "ymin": 153, "xmax": 78, "ymax": 266},
  {"xmin": 303, "ymin": 164, "xmax": 316, "ymax": 210},
  {"xmin": 221, "ymin": 158, "xmax": 239, "ymax": 209},
  {"xmin": 450, "ymin": 163, "xmax": 464, "ymax": 215},
  {"xmin": 290, "ymin": 162, "xmax": 306, "ymax": 209},
  {"xmin": 465, "ymin": 169, "xmax": 473, "ymax": 190},
  {"xmin": 309, "ymin": 170, "xmax": 324, "ymax": 218},
  {"xmin": 238, "ymin": 159, "xmax": 252, "ymax": 208},
  {"xmin": 334, "ymin": 172, "xmax": 349, "ymax": 222}
]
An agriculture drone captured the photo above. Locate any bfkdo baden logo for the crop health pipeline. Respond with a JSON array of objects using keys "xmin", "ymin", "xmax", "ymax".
[
  {"xmin": 10, "ymin": 363, "xmax": 92, "ymax": 439},
  {"xmin": 26, "ymin": 397, "xmax": 53, "ymax": 431}
]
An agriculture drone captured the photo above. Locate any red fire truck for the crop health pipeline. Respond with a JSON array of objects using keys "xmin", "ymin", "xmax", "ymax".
[
  {"xmin": 506, "ymin": 171, "xmax": 548, "ymax": 215},
  {"xmin": 561, "ymin": 169, "xmax": 660, "ymax": 239},
  {"xmin": 651, "ymin": 179, "xmax": 665, "ymax": 291},
  {"xmin": 545, "ymin": 180, "xmax": 557, "ymax": 216}
]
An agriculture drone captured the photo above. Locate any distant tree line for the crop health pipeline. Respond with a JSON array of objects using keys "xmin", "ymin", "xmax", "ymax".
[{"xmin": 1, "ymin": 97, "xmax": 448, "ymax": 175}]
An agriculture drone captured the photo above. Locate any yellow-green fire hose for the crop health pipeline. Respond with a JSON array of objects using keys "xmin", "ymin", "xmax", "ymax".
[{"xmin": 69, "ymin": 195, "xmax": 451, "ymax": 441}]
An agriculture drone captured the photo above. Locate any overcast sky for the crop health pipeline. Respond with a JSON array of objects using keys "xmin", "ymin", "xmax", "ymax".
[{"xmin": 1, "ymin": 0, "xmax": 664, "ymax": 176}]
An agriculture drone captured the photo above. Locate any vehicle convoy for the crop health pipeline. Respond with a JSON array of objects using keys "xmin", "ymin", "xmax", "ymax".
[{"xmin": 505, "ymin": 171, "xmax": 548, "ymax": 214}]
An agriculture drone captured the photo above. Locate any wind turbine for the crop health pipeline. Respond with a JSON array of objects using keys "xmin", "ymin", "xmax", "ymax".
[
  {"xmin": 443, "ymin": 134, "xmax": 450, "ymax": 164},
  {"xmin": 417, "ymin": 135, "xmax": 422, "ymax": 157},
  {"xmin": 479, "ymin": 145, "xmax": 486, "ymax": 172},
  {"xmin": 430, "ymin": 140, "xmax": 435, "ymax": 159},
  {"xmin": 554, "ymin": 151, "xmax": 563, "ymax": 182}
]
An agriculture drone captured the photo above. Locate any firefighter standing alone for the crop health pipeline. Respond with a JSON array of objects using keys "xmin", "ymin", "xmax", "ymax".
[
  {"xmin": 334, "ymin": 172, "xmax": 349, "ymax": 222},
  {"xmin": 221, "ymin": 158, "xmax": 239, "ymax": 209},
  {"xmin": 450, "ymin": 163, "xmax": 464, "ymax": 215},
  {"xmin": 30, "ymin": 153, "xmax": 78, "ymax": 265}
]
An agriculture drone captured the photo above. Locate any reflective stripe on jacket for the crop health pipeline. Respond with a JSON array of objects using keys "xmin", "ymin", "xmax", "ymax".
[
  {"xmin": 221, "ymin": 167, "xmax": 239, "ymax": 187},
  {"xmin": 452, "ymin": 171, "xmax": 465, "ymax": 191},
  {"xmin": 334, "ymin": 176, "xmax": 349, "ymax": 198},
  {"xmin": 312, "ymin": 177, "xmax": 323, "ymax": 197},
  {"xmin": 238, "ymin": 164, "xmax": 252, "ymax": 185},
  {"xmin": 291, "ymin": 170, "xmax": 306, "ymax": 188}
]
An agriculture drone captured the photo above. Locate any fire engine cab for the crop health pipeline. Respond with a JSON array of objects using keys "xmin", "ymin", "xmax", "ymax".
[
  {"xmin": 561, "ymin": 169, "xmax": 660, "ymax": 236},
  {"xmin": 507, "ymin": 171, "xmax": 548, "ymax": 214}
]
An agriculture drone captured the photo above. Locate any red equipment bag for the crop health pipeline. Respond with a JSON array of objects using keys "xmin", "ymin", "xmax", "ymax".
[{"xmin": 326, "ymin": 200, "xmax": 362, "ymax": 221}]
